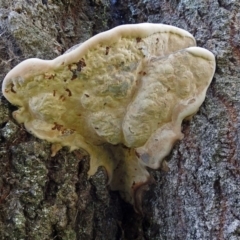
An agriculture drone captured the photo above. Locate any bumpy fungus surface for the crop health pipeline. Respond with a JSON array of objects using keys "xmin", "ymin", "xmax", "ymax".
[{"xmin": 2, "ymin": 23, "xmax": 215, "ymax": 210}]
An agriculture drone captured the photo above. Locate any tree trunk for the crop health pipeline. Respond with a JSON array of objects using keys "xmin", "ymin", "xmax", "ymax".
[{"xmin": 0, "ymin": 0, "xmax": 239, "ymax": 239}]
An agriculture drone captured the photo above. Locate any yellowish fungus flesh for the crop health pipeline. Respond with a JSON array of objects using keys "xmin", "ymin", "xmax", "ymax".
[{"xmin": 2, "ymin": 23, "xmax": 215, "ymax": 211}]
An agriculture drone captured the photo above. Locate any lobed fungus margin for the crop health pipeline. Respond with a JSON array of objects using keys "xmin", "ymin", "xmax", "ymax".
[{"xmin": 2, "ymin": 23, "xmax": 215, "ymax": 212}]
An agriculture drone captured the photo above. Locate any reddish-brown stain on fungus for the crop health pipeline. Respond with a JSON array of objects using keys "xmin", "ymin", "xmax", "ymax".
[
  {"xmin": 77, "ymin": 58, "xmax": 86, "ymax": 71},
  {"xmin": 65, "ymin": 88, "xmax": 72, "ymax": 96},
  {"xmin": 136, "ymin": 37, "xmax": 142, "ymax": 43},
  {"xmin": 10, "ymin": 83, "xmax": 16, "ymax": 93},
  {"xmin": 52, "ymin": 122, "xmax": 64, "ymax": 131},
  {"xmin": 105, "ymin": 46, "xmax": 110, "ymax": 55}
]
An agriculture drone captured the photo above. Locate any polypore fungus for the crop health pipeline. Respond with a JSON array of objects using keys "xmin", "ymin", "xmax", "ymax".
[{"xmin": 2, "ymin": 23, "xmax": 215, "ymax": 212}]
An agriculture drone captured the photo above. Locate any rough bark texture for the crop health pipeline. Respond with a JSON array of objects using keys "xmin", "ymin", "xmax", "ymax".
[{"xmin": 0, "ymin": 0, "xmax": 239, "ymax": 239}]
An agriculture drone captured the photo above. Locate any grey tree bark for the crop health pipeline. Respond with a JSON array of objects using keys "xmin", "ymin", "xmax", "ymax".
[{"xmin": 0, "ymin": 0, "xmax": 239, "ymax": 239}]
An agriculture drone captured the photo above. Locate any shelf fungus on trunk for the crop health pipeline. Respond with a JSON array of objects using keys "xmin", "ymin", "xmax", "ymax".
[{"xmin": 2, "ymin": 23, "xmax": 216, "ymax": 213}]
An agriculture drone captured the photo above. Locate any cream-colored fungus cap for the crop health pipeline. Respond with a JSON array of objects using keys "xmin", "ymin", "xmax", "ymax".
[{"xmin": 2, "ymin": 23, "xmax": 215, "ymax": 211}]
